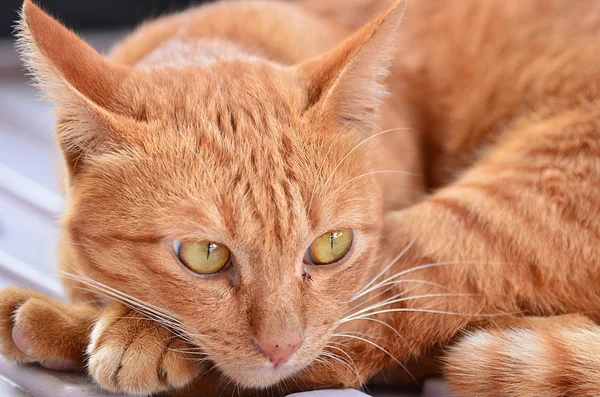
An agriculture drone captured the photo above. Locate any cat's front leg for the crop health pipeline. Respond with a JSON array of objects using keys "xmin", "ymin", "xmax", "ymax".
[
  {"xmin": 0, "ymin": 286, "xmax": 98, "ymax": 371},
  {"xmin": 87, "ymin": 301, "xmax": 206, "ymax": 395},
  {"xmin": 0, "ymin": 288, "xmax": 206, "ymax": 396}
]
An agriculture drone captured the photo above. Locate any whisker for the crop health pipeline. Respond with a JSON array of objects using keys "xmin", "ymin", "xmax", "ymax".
[
  {"xmin": 64, "ymin": 273, "xmax": 180, "ymax": 323},
  {"xmin": 167, "ymin": 346, "xmax": 207, "ymax": 352},
  {"xmin": 324, "ymin": 344, "xmax": 361, "ymax": 381},
  {"xmin": 340, "ymin": 308, "xmax": 520, "ymax": 324},
  {"xmin": 333, "ymin": 330, "xmax": 384, "ymax": 340},
  {"xmin": 217, "ymin": 376, "xmax": 234, "ymax": 397},
  {"xmin": 332, "ymin": 332, "xmax": 417, "ymax": 384},
  {"xmin": 202, "ymin": 362, "xmax": 220, "ymax": 377},
  {"xmin": 16, "ymin": 261, "xmax": 206, "ymax": 347},
  {"xmin": 355, "ymin": 260, "xmax": 507, "ymax": 300},
  {"xmin": 71, "ymin": 283, "xmax": 201, "ymax": 346},
  {"xmin": 307, "ymin": 120, "xmax": 353, "ymax": 213},
  {"xmin": 353, "ymin": 238, "xmax": 417, "ymax": 300},
  {"xmin": 321, "ymin": 170, "xmax": 420, "ymax": 208},
  {"xmin": 342, "ymin": 293, "xmax": 479, "ymax": 322},
  {"xmin": 314, "ymin": 356, "xmax": 338, "ymax": 373},
  {"xmin": 326, "ymin": 340, "xmax": 353, "ymax": 350},
  {"xmin": 345, "ymin": 278, "xmax": 457, "ymax": 315},
  {"xmin": 340, "ymin": 316, "xmax": 408, "ymax": 348},
  {"xmin": 58, "ymin": 268, "xmax": 180, "ymax": 322},
  {"xmin": 321, "ymin": 351, "xmax": 360, "ymax": 380},
  {"xmin": 314, "ymin": 127, "xmax": 413, "ymax": 206},
  {"xmin": 178, "ymin": 356, "xmax": 210, "ymax": 363},
  {"xmin": 324, "ymin": 344, "xmax": 355, "ymax": 364},
  {"xmin": 346, "ymin": 284, "xmax": 398, "ymax": 315},
  {"xmin": 61, "ymin": 270, "xmax": 206, "ymax": 345}
]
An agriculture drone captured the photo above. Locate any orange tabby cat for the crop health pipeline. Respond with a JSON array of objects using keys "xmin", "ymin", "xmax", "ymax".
[{"xmin": 3, "ymin": 0, "xmax": 600, "ymax": 396}]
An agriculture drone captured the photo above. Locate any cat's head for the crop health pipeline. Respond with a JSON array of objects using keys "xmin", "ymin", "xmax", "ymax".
[{"xmin": 18, "ymin": 0, "xmax": 404, "ymax": 389}]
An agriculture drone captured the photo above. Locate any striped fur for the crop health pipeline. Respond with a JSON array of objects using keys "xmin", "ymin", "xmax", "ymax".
[
  {"xmin": 306, "ymin": 0, "xmax": 600, "ymax": 394},
  {"xmin": 2, "ymin": 0, "xmax": 600, "ymax": 396},
  {"xmin": 445, "ymin": 315, "xmax": 600, "ymax": 396}
]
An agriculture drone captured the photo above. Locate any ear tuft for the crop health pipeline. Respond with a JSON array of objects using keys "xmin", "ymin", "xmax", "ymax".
[
  {"xmin": 16, "ymin": 0, "xmax": 138, "ymax": 179},
  {"xmin": 298, "ymin": 0, "xmax": 406, "ymax": 134},
  {"xmin": 16, "ymin": 0, "xmax": 129, "ymax": 108}
]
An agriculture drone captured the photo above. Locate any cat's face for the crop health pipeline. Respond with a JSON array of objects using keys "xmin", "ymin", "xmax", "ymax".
[
  {"xmin": 20, "ymin": 0, "xmax": 403, "ymax": 388},
  {"xmin": 63, "ymin": 62, "xmax": 384, "ymax": 387}
]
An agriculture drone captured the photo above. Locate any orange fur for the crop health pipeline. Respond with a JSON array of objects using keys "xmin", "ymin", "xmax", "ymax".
[{"xmin": 2, "ymin": 0, "xmax": 600, "ymax": 396}]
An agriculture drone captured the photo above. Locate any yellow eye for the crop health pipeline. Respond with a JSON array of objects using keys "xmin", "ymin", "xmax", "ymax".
[
  {"xmin": 175, "ymin": 240, "xmax": 231, "ymax": 274},
  {"xmin": 306, "ymin": 230, "xmax": 353, "ymax": 265}
]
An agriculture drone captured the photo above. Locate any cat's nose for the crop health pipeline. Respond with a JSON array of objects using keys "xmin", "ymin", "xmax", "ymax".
[{"xmin": 255, "ymin": 336, "xmax": 303, "ymax": 368}]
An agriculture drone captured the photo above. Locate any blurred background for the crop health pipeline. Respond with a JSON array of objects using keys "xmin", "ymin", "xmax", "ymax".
[{"xmin": 0, "ymin": 0, "xmax": 201, "ymax": 37}]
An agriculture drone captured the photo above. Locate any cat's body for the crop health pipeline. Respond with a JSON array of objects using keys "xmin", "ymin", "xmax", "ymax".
[{"xmin": 3, "ymin": 0, "xmax": 600, "ymax": 396}]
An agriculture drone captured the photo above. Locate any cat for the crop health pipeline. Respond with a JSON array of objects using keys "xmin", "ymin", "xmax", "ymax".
[{"xmin": 2, "ymin": 0, "xmax": 600, "ymax": 396}]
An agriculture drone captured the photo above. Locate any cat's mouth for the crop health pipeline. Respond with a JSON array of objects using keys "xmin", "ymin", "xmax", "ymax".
[{"xmin": 216, "ymin": 350, "xmax": 310, "ymax": 388}]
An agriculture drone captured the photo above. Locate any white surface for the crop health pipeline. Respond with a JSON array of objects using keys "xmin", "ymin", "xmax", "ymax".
[
  {"xmin": 289, "ymin": 390, "xmax": 370, "ymax": 397},
  {"xmin": 0, "ymin": 357, "xmax": 128, "ymax": 397}
]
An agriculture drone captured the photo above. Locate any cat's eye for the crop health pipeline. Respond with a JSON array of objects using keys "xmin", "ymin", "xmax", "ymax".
[
  {"xmin": 173, "ymin": 240, "xmax": 231, "ymax": 274},
  {"xmin": 305, "ymin": 230, "xmax": 353, "ymax": 265}
]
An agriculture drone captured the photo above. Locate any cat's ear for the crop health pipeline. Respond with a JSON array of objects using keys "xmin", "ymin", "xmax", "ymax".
[
  {"xmin": 297, "ymin": 0, "xmax": 405, "ymax": 134},
  {"xmin": 17, "ymin": 0, "xmax": 138, "ymax": 177}
]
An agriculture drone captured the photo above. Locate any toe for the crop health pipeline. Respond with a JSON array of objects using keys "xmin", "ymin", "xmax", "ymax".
[
  {"xmin": 39, "ymin": 358, "xmax": 79, "ymax": 372},
  {"xmin": 12, "ymin": 325, "xmax": 31, "ymax": 356}
]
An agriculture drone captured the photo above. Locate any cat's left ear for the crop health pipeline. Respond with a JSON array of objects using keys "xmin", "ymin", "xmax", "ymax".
[
  {"xmin": 17, "ymin": 0, "xmax": 143, "ymax": 178},
  {"xmin": 296, "ymin": 0, "xmax": 405, "ymax": 134},
  {"xmin": 17, "ymin": 0, "xmax": 132, "ymax": 116}
]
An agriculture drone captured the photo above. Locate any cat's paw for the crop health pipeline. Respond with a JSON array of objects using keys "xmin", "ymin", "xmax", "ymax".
[
  {"xmin": 0, "ymin": 287, "xmax": 97, "ymax": 370},
  {"xmin": 87, "ymin": 303, "xmax": 205, "ymax": 395}
]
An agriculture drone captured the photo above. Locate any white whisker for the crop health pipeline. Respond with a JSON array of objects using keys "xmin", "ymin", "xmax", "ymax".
[
  {"xmin": 59, "ymin": 269, "xmax": 208, "ymax": 345},
  {"xmin": 324, "ymin": 344, "xmax": 357, "ymax": 371},
  {"xmin": 346, "ymin": 278, "xmax": 458, "ymax": 315},
  {"xmin": 307, "ymin": 120, "xmax": 353, "ymax": 213},
  {"xmin": 353, "ymin": 238, "xmax": 417, "ymax": 300},
  {"xmin": 340, "ymin": 316, "xmax": 408, "ymax": 348},
  {"xmin": 340, "ymin": 308, "xmax": 519, "ymax": 323},
  {"xmin": 342, "ymin": 293, "xmax": 479, "ymax": 323},
  {"xmin": 314, "ymin": 127, "xmax": 413, "ymax": 206},
  {"xmin": 332, "ymin": 332, "xmax": 417, "ymax": 383},
  {"xmin": 321, "ymin": 170, "xmax": 419, "ymax": 208},
  {"xmin": 355, "ymin": 260, "xmax": 507, "ymax": 300},
  {"xmin": 71, "ymin": 283, "xmax": 201, "ymax": 346},
  {"xmin": 333, "ymin": 330, "xmax": 384, "ymax": 340},
  {"xmin": 321, "ymin": 351, "xmax": 361, "ymax": 381}
]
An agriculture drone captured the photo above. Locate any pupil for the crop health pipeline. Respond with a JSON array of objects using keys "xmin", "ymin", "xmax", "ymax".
[{"xmin": 207, "ymin": 242, "xmax": 217, "ymax": 259}]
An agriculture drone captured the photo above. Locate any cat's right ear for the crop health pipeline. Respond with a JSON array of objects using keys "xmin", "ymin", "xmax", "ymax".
[
  {"xmin": 296, "ymin": 0, "xmax": 405, "ymax": 134},
  {"xmin": 17, "ymin": 0, "xmax": 139, "ymax": 177}
]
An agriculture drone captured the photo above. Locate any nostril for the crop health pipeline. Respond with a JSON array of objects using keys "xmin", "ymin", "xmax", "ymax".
[{"xmin": 254, "ymin": 337, "xmax": 303, "ymax": 368}]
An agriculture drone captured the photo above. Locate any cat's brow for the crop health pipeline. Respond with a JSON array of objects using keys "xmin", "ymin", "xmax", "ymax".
[{"xmin": 69, "ymin": 229, "xmax": 164, "ymax": 245}]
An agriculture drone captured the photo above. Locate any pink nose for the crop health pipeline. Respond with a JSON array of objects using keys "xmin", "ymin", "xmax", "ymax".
[{"xmin": 255, "ymin": 337, "xmax": 303, "ymax": 368}]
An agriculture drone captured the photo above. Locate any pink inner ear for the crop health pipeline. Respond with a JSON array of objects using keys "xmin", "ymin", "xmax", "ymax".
[{"xmin": 22, "ymin": 0, "xmax": 130, "ymax": 108}]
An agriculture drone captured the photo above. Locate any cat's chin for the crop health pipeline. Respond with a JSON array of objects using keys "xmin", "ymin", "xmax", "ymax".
[{"xmin": 229, "ymin": 365, "xmax": 302, "ymax": 389}]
